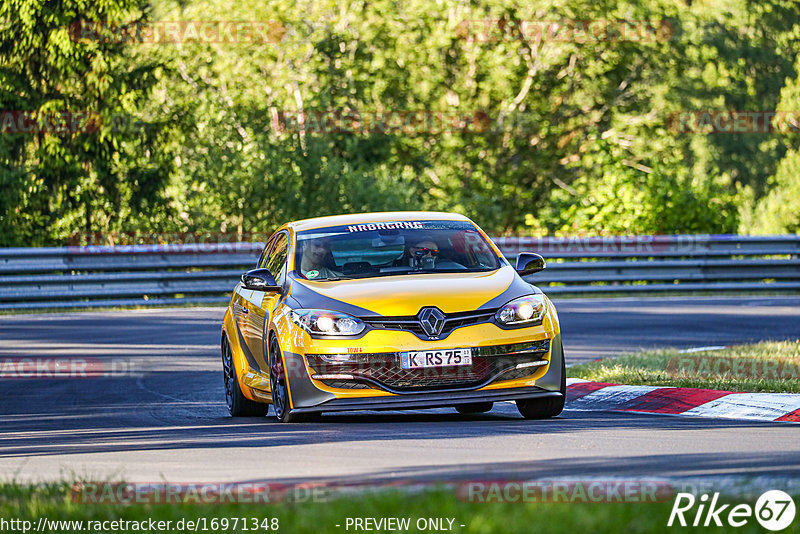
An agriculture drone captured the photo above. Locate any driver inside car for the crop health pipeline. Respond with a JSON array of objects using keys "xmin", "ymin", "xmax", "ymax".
[
  {"xmin": 408, "ymin": 238, "xmax": 439, "ymax": 269},
  {"xmin": 400, "ymin": 237, "xmax": 467, "ymax": 270},
  {"xmin": 299, "ymin": 238, "xmax": 342, "ymax": 279}
]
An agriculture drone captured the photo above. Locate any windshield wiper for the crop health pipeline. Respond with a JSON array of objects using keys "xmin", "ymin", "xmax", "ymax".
[{"xmin": 398, "ymin": 268, "xmax": 492, "ymax": 275}]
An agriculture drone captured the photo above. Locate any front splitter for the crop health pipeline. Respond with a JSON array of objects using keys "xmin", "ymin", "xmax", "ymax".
[{"xmin": 289, "ymin": 386, "xmax": 562, "ymax": 414}]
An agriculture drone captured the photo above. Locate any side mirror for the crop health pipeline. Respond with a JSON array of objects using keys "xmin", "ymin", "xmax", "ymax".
[
  {"xmin": 241, "ymin": 268, "xmax": 282, "ymax": 292},
  {"xmin": 516, "ymin": 252, "xmax": 546, "ymax": 276}
]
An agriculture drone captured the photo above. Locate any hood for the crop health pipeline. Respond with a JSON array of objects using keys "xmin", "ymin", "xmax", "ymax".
[{"xmin": 287, "ymin": 266, "xmax": 536, "ymax": 316}]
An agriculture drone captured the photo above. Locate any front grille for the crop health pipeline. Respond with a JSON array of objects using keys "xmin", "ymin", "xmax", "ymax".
[
  {"xmin": 307, "ymin": 339, "xmax": 550, "ymax": 392},
  {"xmin": 495, "ymin": 365, "xmax": 545, "ymax": 382},
  {"xmin": 362, "ymin": 309, "xmax": 497, "ymax": 340},
  {"xmin": 320, "ymin": 379, "xmax": 375, "ymax": 390},
  {"xmin": 365, "ymin": 319, "xmax": 428, "ymax": 337}
]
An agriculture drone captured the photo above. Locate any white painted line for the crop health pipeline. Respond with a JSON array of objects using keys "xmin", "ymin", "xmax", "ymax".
[
  {"xmin": 678, "ymin": 346, "xmax": 729, "ymax": 353},
  {"xmin": 566, "ymin": 378, "xmax": 590, "ymax": 385},
  {"xmin": 681, "ymin": 393, "xmax": 800, "ymax": 421},
  {"xmin": 567, "ymin": 385, "xmax": 668, "ymax": 410}
]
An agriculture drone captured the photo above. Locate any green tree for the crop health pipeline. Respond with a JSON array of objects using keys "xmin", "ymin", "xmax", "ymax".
[
  {"xmin": 2, "ymin": 0, "xmax": 799, "ymax": 243},
  {"xmin": 750, "ymin": 55, "xmax": 800, "ymax": 234},
  {"xmin": 0, "ymin": 0, "xmax": 180, "ymax": 245}
]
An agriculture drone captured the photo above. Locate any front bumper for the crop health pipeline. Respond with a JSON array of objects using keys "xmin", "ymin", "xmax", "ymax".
[
  {"xmin": 290, "ymin": 385, "xmax": 563, "ymax": 414},
  {"xmin": 283, "ymin": 333, "xmax": 565, "ymax": 414},
  {"xmin": 306, "ymin": 339, "xmax": 551, "ymax": 393}
]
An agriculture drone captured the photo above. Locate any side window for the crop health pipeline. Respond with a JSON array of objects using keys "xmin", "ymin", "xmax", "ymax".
[
  {"xmin": 265, "ymin": 233, "xmax": 288, "ymax": 285},
  {"xmin": 257, "ymin": 237, "xmax": 276, "ymax": 269}
]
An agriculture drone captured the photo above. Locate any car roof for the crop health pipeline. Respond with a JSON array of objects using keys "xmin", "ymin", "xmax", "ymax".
[{"xmin": 285, "ymin": 211, "xmax": 472, "ymax": 232}]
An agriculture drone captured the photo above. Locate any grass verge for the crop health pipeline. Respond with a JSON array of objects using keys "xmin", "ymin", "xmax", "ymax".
[
  {"xmin": 1, "ymin": 483, "xmax": 798, "ymax": 534},
  {"xmin": 567, "ymin": 340, "xmax": 800, "ymax": 393}
]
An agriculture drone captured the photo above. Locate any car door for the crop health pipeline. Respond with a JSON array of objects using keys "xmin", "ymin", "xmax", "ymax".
[
  {"xmin": 231, "ymin": 238, "xmax": 275, "ymax": 374},
  {"xmin": 243, "ymin": 232, "xmax": 288, "ymax": 372}
]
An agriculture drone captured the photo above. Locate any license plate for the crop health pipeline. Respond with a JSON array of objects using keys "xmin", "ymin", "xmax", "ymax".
[{"xmin": 400, "ymin": 348, "xmax": 472, "ymax": 369}]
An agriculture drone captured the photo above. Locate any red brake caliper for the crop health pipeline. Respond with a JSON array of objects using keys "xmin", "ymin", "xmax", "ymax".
[{"xmin": 271, "ymin": 352, "xmax": 284, "ymax": 381}]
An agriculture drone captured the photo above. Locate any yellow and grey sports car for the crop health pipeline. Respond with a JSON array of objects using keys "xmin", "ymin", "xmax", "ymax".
[{"xmin": 221, "ymin": 212, "xmax": 564, "ymax": 422}]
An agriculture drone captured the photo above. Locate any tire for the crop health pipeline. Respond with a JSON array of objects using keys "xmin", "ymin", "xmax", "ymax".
[
  {"xmin": 269, "ymin": 335, "xmax": 313, "ymax": 423},
  {"xmin": 516, "ymin": 342, "xmax": 566, "ymax": 420},
  {"xmin": 455, "ymin": 402, "xmax": 494, "ymax": 414},
  {"xmin": 222, "ymin": 336, "xmax": 269, "ymax": 417}
]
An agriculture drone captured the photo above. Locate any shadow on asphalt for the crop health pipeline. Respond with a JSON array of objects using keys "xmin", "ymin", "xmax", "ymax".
[
  {"xmin": 236, "ymin": 451, "xmax": 800, "ymax": 485},
  {"xmin": 1, "ymin": 374, "xmax": 794, "ymax": 460}
]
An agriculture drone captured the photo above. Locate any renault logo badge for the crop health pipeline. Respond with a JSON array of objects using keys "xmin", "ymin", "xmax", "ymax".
[{"xmin": 418, "ymin": 307, "xmax": 446, "ymax": 337}]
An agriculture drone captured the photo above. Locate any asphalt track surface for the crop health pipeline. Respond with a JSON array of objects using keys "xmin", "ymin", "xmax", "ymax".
[{"xmin": 1, "ymin": 296, "xmax": 799, "ymax": 485}]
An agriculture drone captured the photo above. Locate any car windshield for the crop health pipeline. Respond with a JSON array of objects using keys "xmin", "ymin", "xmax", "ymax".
[{"xmin": 294, "ymin": 220, "xmax": 502, "ymax": 281}]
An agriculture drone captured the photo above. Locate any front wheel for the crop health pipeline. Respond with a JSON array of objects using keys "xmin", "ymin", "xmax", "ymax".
[
  {"xmin": 516, "ymin": 343, "xmax": 566, "ymax": 420},
  {"xmin": 516, "ymin": 395, "xmax": 565, "ymax": 419},
  {"xmin": 222, "ymin": 336, "xmax": 268, "ymax": 417},
  {"xmin": 269, "ymin": 335, "xmax": 315, "ymax": 423}
]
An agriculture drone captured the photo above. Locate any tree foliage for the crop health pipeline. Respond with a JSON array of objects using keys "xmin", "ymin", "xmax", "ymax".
[
  {"xmin": 1, "ymin": 0, "xmax": 799, "ymax": 244},
  {"xmin": 0, "ymin": 0, "xmax": 186, "ymax": 245}
]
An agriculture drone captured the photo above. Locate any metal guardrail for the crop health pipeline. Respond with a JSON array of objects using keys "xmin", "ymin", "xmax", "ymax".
[{"xmin": 0, "ymin": 235, "xmax": 798, "ymax": 310}]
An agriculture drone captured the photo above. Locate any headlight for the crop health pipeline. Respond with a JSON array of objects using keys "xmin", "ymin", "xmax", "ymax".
[
  {"xmin": 495, "ymin": 294, "xmax": 546, "ymax": 326},
  {"xmin": 290, "ymin": 309, "xmax": 366, "ymax": 336}
]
